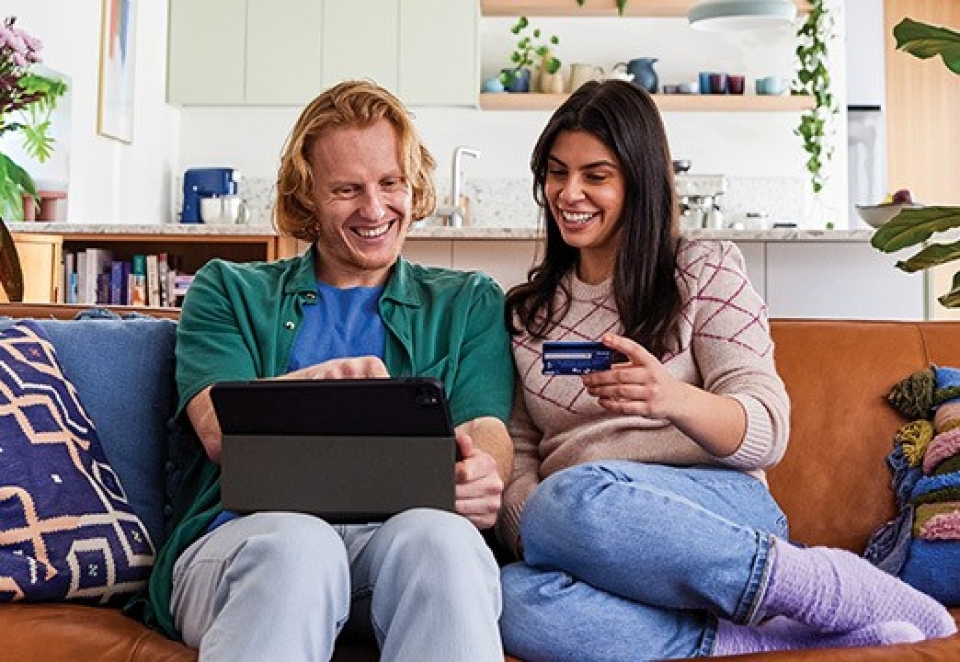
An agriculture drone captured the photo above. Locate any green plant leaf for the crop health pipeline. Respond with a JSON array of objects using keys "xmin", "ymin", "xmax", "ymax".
[
  {"xmin": 894, "ymin": 18, "xmax": 960, "ymax": 75},
  {"xmin": 871, "ymin": 206, "xmax": 960, "ymax": 253},
  {"xmin": 938, "ymin": 272, "xmax": 960, "ymax": 308},
  {"xmin": 894, "ymin": 240, "xmax": 960, "ymax": 272}
]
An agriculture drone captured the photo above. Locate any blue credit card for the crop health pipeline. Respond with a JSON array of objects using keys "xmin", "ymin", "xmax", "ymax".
[{"xmin": 542, "ymin": 341, "xmax": 613, "ymax": 375}]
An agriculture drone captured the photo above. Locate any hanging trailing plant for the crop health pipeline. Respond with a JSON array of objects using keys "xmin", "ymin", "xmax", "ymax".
[{"xmin": 793, "ymin": 0, "xmax": 837, "ymax": 194}]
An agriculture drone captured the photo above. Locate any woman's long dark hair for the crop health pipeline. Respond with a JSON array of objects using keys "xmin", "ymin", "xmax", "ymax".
[{"xmin": 505, "ymin": 80, "xmax": 682, "ymax": 359}]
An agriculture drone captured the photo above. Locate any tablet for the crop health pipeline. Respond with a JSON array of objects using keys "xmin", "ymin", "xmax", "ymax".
[{"xmin": 210, "ymin": 377, "xmax": 457, "ymax": 522}]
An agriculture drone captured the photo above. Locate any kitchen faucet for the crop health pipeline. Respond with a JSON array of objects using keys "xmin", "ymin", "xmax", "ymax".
[{"xmin": 438, "ymin": 146, "xmax": 480, "ymax": 228}]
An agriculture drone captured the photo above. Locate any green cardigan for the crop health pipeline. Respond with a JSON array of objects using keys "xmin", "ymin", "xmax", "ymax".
[{"xmin": 142, "ymin": 247, "xmax": 514, "ymax": 638}]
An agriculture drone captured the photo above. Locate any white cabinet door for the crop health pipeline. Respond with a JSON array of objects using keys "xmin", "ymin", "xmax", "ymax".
[
  {"xmin": 765, "ymin": 242, "xmax": 924, "ymax": 320},
  {"xmin": 452, "ymin": 240, "xmax": 538, "ymax": 291},
  {"xmin": 168, "ymin": 0, "xmax": 245, "ymax": 104},
  {"xmin": 247, "ymin": 0, "xmax": 324, "ymax": 104},
  {"xmin": 403, "ymin": 239, "xmax": 453, "ymax": 268},
  {"xmin": 732, "ymin": 241, "xmax": 766, "ymax": 303},
  {"xmin": 400, "ymin": 0, "xmax": 478, "ymax": 106},
  {"xmin": 322, "ymin": 0, "xmax": 399, "ymax": 92}
]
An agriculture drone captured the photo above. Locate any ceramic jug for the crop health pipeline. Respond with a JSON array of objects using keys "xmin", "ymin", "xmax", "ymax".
[{"xmin": 621, "ymin": 57, "xmax": 659, "ymax": 94}]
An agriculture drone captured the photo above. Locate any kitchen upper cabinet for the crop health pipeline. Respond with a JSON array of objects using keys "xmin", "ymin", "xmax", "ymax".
[
  {"xmin": 168, "ymin": 0, "xmax": 479, "ymax": 106},
  {"xmin": 322, "ymin": 0, "xmax": 398, "ymax": 92},
  {"xmin": 168, "ymin": 0, "xmax": 322, "ymax": 105},
  {"xmin": 400, "ymin": 0, "xmax": 479, "ymax": 105},
  {"xmin": 247, "ymin": 0, "xmax": 324, "ymax": 104},
  {"xmin": 168, "ymin": 0, "xmax": 246, "ymax": 104}
]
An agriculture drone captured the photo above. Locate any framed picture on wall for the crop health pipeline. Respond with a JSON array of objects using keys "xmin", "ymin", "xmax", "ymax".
[{"xmin": 97, "ymin": 0, "xmax": 137, "ymax": 143}]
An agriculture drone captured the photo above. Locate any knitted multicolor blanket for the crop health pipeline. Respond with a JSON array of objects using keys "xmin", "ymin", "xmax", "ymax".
[{"xmin": 865, "ymin": 366, "xmax": 960, "ymax": 606}]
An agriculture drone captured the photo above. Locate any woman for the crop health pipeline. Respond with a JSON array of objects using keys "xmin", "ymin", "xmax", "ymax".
[{"xmin": 496, "ymin": 80, "xmax": 954, "ymax": 661}]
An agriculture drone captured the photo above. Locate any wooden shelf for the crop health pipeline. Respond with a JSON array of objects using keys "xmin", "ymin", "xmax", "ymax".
[
  {"xmin": 479, "ymin": 92, "xmax": 814, "ymax": 112},
  {"xmin": 481, "ymin": 0, "xmax": 811, "ymax": 18}
]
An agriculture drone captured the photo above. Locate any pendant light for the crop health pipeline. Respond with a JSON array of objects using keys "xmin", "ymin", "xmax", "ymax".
[{"xmin": 688, "ymin": 0, "xmax": 797, "ymax": 31}]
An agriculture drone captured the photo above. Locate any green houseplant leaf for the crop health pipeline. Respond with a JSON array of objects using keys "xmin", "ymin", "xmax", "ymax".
[
  {"xmin": 894, "ymin": 18, "xmax": 960, "ymax": 75},
  {"xmin": 938, "ymin": 272, "xmax": 960, "ymax": 308},
  {"xmin": 871, "ymin": 207, "xmax": 960, "ymax": 253},
  {"xmin": 873, "ymin": 17, "xmax": 960, "ymax": 307}
]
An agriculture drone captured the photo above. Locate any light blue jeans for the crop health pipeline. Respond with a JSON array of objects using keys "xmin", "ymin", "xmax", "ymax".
[
  {"xmin": 500, "ymin": 462, "xmax": 788, "ymax": 662},
  {"xmin": 171, "ymin": 509, "xmax": 502, "ymax": 661}
]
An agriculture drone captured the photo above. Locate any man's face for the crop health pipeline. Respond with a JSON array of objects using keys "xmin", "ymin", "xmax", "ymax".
[{"xmin": 309, "ymin": 118, "xmax": 413, "ymax": 287}]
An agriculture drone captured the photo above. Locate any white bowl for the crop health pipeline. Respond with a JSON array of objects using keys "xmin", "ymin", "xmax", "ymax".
[{"xmin": 856, "ymin": 203, "xmax": 921, "ymax": 229}]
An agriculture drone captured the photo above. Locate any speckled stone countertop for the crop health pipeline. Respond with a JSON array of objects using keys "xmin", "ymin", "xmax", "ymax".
[{"xmin": 7, "ymin": 222, "xmax": 876, "ymax": 243}]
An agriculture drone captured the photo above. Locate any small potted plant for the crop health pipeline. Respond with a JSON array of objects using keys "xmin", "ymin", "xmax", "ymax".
[{"xmin": 500, "ymin": 16, "xmax": 560, "ymax": 93}]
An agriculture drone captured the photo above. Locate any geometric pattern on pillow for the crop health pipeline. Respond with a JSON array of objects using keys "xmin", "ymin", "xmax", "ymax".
[{"xmin": 0, "ymin": 321, "xmax": 155, "ymax": 605}]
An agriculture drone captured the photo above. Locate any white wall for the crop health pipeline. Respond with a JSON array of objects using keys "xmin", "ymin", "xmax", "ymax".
[{"xmin": 6, "ymin": 0, "xmax": 179, "ymax": 224}]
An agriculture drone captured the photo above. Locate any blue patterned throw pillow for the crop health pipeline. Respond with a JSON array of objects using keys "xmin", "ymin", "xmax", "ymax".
[{"xmin": 0, "ymin": 321, "xmax": 155, "ymax": 604}]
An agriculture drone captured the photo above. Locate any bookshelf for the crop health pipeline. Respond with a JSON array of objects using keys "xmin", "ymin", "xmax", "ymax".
[{"xmin": 10, "ymin": 226, "xmax": 293, "ymax": 305}]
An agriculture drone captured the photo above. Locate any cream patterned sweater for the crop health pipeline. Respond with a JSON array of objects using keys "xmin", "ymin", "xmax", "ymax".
[{"xmin": 497, "ymin": 239, "xmax": 790, "ymax": 554}]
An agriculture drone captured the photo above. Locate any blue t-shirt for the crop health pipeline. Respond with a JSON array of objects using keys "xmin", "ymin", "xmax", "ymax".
[
  {"xmin": 288, "ymin": 280, "xmax": 386, "ymax": 371},
  {"xmin": 208, "ymin": 280, "xmax": 386, "ymax": 534}
]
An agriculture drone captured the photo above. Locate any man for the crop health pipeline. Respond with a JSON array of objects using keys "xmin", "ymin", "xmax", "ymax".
[{"xmin": 144, "ymin": 81, "xmax": 514, "ymax": 661}]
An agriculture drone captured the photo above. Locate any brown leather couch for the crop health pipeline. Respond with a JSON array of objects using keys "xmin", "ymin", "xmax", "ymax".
[{"xmin": 1, "ymin": 305, "xmax": 958, "ymax": 661}]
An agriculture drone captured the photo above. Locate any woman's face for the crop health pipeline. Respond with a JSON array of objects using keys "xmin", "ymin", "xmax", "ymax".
[{"xmin": 545, "ymin": 129, "xmax": 625, "ymax": 279}]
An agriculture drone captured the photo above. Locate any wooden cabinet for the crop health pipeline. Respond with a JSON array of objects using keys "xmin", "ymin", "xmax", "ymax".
[
  {"xmin": 9, "ymin": 233, "xmax": 62, "ymax": 304},
  {"xmin": 168, "ymin": 0, "xmax": 479, "ymax": 106},
  {"xmin": 11, "ymin": 228, "xmax": 283, "ymax": 305},
  {"xmin": 884, "ymin": 0, "xmax": 960, "ymax": 321}
]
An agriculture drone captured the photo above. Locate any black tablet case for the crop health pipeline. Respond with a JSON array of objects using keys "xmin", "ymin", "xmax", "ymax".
[{"xmin": 211, "ymin": 378, "xmax": 456, "ymax": 523}]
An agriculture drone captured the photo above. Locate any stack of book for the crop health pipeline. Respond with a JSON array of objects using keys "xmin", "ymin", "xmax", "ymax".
[{"xmin": 61, "ymin": 250, "xmax": 195, "ymax": 307}]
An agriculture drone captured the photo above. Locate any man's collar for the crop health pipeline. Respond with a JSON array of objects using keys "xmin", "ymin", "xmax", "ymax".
[{"xmin": 286, "ymin": 246, "xmax": 421, "ymax": 308}]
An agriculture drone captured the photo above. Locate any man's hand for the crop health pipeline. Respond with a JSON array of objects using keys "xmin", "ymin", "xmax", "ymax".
[
  {"xmin": 188, "ymin": 355, "xmax": 389, "ymax": 462},
  {"xmin": 282, "ymin": 356, "xmax": 389, "ymax": 381},
  {"xmin": 454, "ymin": 432, "xmax": 504, "ymax": 530}
]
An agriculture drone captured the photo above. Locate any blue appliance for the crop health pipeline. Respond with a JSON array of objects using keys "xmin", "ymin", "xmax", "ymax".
[{"xmin": 181, "ymin": 167, "xmax": 241, "ymax": 223}]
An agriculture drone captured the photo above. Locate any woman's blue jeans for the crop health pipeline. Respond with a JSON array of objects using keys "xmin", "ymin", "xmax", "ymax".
[{"xmin": 500, "ymin": 461, "xmax": 788, "ymax": 662}]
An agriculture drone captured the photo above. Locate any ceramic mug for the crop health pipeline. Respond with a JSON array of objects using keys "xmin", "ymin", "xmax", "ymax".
[
  {"xmin": 757, "ymin": 76, "xmax": 788, "ymax": 95},
  {"xmin": 569, "ymin": 63, "xmax": 605, "ymax": 92},
  {"xmin": 709, "ymin": 72, "xmax": 729, "ymax": 94},
  {"xmin": 603, "ymin": 64, "xmax": 635, "ymax": 83},
  {"xmin": 201, "ymin": 195, "xmax": 249, "ymax": 225},
  {"xmin": 728, "ymin": 74, "xmax": 745, "ymax": 95}
]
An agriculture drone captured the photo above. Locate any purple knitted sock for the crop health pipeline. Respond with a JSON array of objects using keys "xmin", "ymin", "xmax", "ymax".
[
  {"xmin": 713, "ymin": 616, "xmax": 924, "ymax": 656},
  {"xmin": 761, "ymin": 538, "xmax": 956, "ymax": 638}
]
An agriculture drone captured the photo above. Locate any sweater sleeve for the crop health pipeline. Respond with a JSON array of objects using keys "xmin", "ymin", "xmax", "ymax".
[
  {"xmin": 496, "ymin": 381, "xmax": 543, "ymax": 559},
  {"xmin": 682, "ymin": 241, "xmax": 790, "ymax": 469}
]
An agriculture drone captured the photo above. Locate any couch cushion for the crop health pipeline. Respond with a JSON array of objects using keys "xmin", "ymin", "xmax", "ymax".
[
  {"xmin": 0, "ymin": 314, "xmax": 177, "ymax": 550},
  {"xmin": 0, "ymin": 321, "xmax": 156, "ymax": 603}
]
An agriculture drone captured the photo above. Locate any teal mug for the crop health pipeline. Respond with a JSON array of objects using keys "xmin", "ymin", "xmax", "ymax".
[{"xmin": 757, "ymin": 76, "xmax": 788, "ymax": 95}]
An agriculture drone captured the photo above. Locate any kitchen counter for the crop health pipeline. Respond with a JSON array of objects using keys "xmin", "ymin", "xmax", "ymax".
[{"xmin": 6, "ymin": 222, "xmax": 876, "ymax": 243}]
